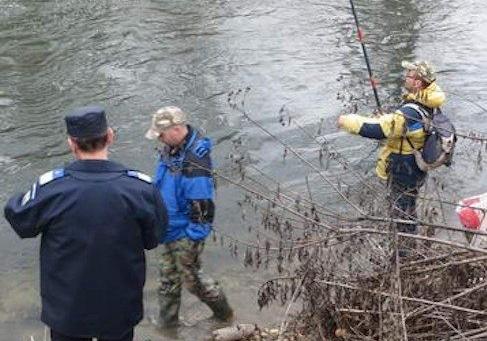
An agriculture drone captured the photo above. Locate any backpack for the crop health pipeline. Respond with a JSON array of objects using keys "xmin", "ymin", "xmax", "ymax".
[{"xmin": 403, "ymin": 103, "xmax": 457, "ymax": 172}]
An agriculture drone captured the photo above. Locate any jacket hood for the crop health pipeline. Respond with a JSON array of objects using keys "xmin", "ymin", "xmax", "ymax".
[{"xmin": 403, "ymin": 81, "xmax": 445, "ymax": 108}]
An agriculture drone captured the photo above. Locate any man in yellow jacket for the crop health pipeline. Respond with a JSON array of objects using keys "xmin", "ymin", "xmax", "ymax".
[{"xmin": 337, "ymin": 61, "xmax": 445, "ymax": 239}]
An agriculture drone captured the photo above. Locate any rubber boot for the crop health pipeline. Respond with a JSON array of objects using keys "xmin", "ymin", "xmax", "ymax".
[
  {"xmin": 203, "ymin": 294, "xmax": 234, "ymax": 321},
  {"xmin": 158, "ymin": 295, "xmax": 180, "ymax": 329}
]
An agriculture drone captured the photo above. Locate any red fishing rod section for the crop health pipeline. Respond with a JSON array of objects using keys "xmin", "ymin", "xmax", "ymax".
[{"xmin": 349, "ymin": 0, "xmax": 382, "ymax": 112}]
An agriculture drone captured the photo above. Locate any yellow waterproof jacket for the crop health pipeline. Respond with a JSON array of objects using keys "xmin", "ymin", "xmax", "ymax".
[{"xmin": 340, "ymin": 82, "xmax": 445, "ymax": 185}]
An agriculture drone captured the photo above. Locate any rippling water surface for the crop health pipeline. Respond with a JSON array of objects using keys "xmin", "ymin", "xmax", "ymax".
[{"xmin": 1, "ymin": 0, "xmax": 487, "ymax": 339}]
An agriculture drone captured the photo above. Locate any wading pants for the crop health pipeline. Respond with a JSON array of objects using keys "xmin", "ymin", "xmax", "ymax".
[{"xmin": 158, "ymin": 238, "xmax": 232, "ymax": 328}]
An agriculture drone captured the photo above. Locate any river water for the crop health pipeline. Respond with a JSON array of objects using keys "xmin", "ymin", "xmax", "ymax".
[{"xmin": 1, "ymin": 0, "xmax": 487, "ymax": 340}]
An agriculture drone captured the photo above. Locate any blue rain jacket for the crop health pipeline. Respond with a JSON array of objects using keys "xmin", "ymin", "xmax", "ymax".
[{"xmin": 155, "ymin": 126, "xmax": 215, "ymax": 243}]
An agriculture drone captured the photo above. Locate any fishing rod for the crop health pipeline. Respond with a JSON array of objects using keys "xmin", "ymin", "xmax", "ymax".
[{"xmin": 349, "ymin": 0, "xmax": 382, "ymax": 113}]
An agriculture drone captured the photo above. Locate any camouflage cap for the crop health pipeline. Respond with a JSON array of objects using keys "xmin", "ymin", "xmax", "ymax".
[
  {"xmin": 145, "ymin": 106, "xmax": 188, "ymax": 140},
  {"xmin": 402, "ymin": 60, "xmax": 436, "ymax": 84}
]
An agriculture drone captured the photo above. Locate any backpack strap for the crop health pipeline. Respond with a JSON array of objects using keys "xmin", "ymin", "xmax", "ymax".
[
  {"xmin": 402, "ymin": 103, "xmax": 431, "ymax": 121},
  {"xmin": 402, "ymin": 102, "xmax": 435, "ymax": 130},
  {"xmin": 400, "ymin": 103, "xmax": 433, "ymax": 151}
]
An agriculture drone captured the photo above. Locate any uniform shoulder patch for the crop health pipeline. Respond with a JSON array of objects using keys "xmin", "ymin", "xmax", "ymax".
[
  {"xmin": 127, "ymin": 170, "xmax": 152, "ymax": 183},
  {"xmin": 38, "ymin": 168, "xmax": 65, "ymax": 186}
]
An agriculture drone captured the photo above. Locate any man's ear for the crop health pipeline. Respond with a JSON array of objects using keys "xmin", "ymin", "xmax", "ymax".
[
  {"xmin": 67, "ymin": 137, "xmax": 76, "ymax": 154},
  {"xmin": 415, "ymin": 78, "xmax": 424, "ymax": 91},
  {"xmin": 106, "ymin": 128, "xmax": 114, "ymax": 146}
]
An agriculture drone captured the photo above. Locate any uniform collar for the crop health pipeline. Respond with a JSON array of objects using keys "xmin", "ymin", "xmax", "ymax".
[{"xmin": 65, "ymin": 159, "xmax": 127, "ymax": 173}]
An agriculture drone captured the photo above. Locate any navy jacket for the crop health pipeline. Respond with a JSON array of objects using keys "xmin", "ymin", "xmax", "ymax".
[
  {"xmin": 4, "ymin": 160, "xmax": 167, "ymax": 339},
  {"xmin": 155, "ymin": 126, "xmax": 214, "ymax": 243}
]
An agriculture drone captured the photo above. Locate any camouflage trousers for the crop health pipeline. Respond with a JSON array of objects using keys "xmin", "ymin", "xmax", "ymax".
[{"xmin": 158, "ymin": 238, "xmax": 232, "ymax": 327}]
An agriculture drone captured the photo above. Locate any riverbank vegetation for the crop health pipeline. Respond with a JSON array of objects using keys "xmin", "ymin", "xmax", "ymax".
[{"xmin": 208, "ymin": 89, "xmax": 487, "ymax": 340}]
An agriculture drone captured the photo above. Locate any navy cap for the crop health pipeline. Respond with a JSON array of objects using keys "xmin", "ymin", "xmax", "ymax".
[{"xmin": 65, "ymin": 106, "xmax": 108, "ymax": 138}]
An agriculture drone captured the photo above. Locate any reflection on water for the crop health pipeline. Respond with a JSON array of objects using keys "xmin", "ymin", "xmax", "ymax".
[{"xmin": 1, "ymin": 0, "xmax": 487, "ymax": 339}]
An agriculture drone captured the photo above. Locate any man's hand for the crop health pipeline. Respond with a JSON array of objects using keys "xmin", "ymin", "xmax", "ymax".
[{"xmin": 337, "ymin": 115, "xmax": 346, "ymax": 129}]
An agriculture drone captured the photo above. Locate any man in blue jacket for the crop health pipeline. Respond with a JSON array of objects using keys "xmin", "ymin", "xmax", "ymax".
[
  {"xmin": 145, "ymin": 106, "xmax": 233, "ymax": 329},
  {"xmin": 4, "ymin": 106, "xmax": 167, "ymax": 341}
]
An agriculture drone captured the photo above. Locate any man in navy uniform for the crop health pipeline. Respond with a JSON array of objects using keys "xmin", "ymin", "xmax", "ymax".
[{"xmin": 4, "ymin": 106, "xmax": 167, "ymax": 341}]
